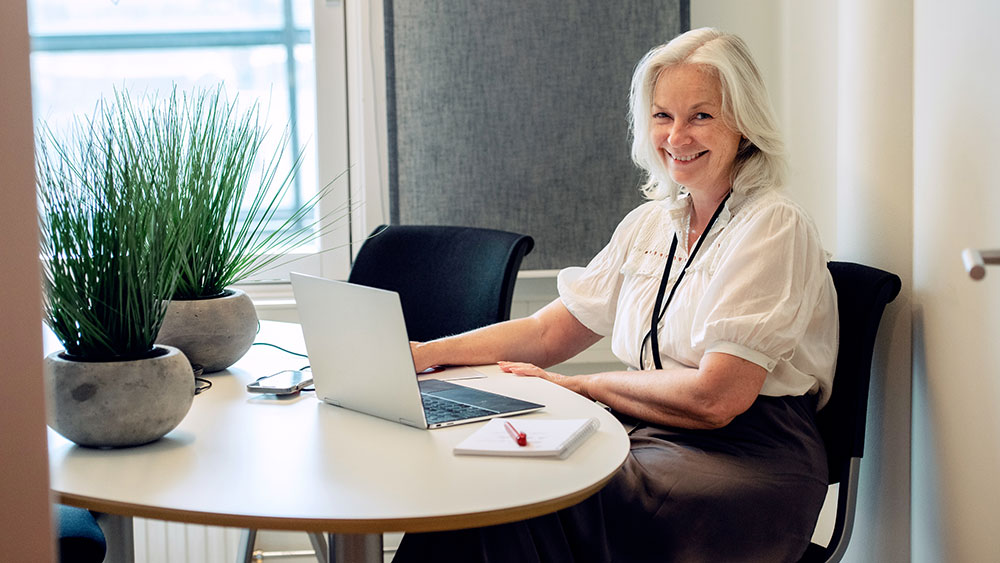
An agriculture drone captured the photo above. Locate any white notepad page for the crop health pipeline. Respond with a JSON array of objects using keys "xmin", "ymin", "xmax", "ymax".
[{"xmin": 453, "ymin": 417, "xmax": 600, "ymax": 459}]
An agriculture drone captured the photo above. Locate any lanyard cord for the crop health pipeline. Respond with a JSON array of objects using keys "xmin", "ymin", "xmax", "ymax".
[{"xmin": 640, "ymin": 193, "xmax": 731, "ymax": 370}]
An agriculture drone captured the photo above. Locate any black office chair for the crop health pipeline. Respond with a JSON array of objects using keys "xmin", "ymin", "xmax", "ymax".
[
  {"xmin": 798, "ymin": 261, "xmax": 901, "ymax": 563},
  {"xmin": 55, "ymin": 505, "xmax": 107, "ymax": 563},
  {"xmin": 347, "ymin": 224, "xmax": 535, "ymax": 341}
]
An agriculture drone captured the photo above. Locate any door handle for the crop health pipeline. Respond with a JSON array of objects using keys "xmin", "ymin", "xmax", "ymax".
[{"xmin": 962, "ymin": 248, "xmax": 1000, "ymax": 280}]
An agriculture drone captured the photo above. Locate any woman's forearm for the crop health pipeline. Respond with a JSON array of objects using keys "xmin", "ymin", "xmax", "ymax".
[
  {"xmin": 580, "ymin": 353, "xmax": 767, "ymax": 429},
  {"xmin": 412, "ymin": 315, "xmax": 544, "ymax": 371},
  {"xmin": 501, "ymin": 351, "xmax": 767, "ymax": 430},
  {"xmin": 411, "ymin": 299, "xmax": 601, "ymax": 372}
]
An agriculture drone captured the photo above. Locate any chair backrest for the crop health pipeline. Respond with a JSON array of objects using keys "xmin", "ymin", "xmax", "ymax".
[
  {"xmin": 800, "ymin": 261, "xmax": 901, "ymax": 563},
  {"xmin": 347, "ymin": 225, "xmax": 534, "ymax": 342},
  {"xmin": 818, "ymin": 262, "xmax": 901, "ymax": 480}
]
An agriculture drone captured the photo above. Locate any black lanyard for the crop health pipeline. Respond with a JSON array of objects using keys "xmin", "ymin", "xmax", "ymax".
[{"xmin": 639, "ymin": 193, "xmax": 730, "ymax": 370}]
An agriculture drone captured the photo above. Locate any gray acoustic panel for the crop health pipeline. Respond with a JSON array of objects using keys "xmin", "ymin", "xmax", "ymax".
[{"xmin": 385, "ymin": 1, "xmax": 689, "ymax": 269}]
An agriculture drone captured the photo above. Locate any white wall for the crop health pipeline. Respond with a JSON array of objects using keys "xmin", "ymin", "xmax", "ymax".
[
  {"xmin": 779, "ymin": 0, "xmax": 839, "ymax": 247},
  {"xmin": 0, "ymin": 1, "xmax": 55, "ymax": 561},
  {"xmin": 834, "ymin": 1, "xmax": 913, "ymax": 561},
  {"xmin": 912, "ymin": 0, "xmax": 1000, "ymax": 560}
]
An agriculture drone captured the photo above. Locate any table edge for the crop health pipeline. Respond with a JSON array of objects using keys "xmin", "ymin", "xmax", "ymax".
[{"xmin": 54, "ymin": 460, "xmax": 624, "ymax": 533}]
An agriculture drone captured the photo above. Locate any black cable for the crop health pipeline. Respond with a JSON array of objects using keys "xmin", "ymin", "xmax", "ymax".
[
  {"xmin": 194, "ymin": 377, "xmax": 213, "ymax": 395},
  {"xmin": 190, "ymin": 364, "xmax": 213, "ymax": 395}
]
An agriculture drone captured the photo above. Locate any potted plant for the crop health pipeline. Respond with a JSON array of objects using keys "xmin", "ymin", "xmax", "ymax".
[
  {"xmin": 153, "ymin": 86, "xmax": 346, "ymax": 372},
  {"xmin": 37, "ymin": 91, "xmax": 195, "ymax": 448}
]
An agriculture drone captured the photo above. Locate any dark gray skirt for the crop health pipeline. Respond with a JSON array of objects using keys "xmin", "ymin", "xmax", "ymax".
[{"xmin": 394, "ymin": 394, "xmax": 828, "ymax": 563}]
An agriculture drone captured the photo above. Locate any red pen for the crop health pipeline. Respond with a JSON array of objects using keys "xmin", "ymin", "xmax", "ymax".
[{"xmin": 504, "ymin": 420, "xmax": 528, "ymax": 446}]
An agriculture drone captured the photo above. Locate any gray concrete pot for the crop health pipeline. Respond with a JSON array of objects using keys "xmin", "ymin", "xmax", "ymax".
[
  {"xmin": 44, "ymin": 345, "xmax": 194, "ymax": 448},
  {"xmin": 156, "ymin": 288, "xmax": 257, "ymax": 373}
]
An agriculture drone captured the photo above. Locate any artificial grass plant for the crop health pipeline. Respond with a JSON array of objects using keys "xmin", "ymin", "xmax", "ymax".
[
  {"xmin": 169, "ymin": 86, "xmax": 347, "ymax": 299},
  {"xmin": 37, "ymin": 90, "xmax": 190, "ymax": 360}
]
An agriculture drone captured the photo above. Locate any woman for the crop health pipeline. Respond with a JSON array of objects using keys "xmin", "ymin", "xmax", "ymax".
[{"xmin": 397, "ymin": 27, "xmax": 838, "ymax": 562}]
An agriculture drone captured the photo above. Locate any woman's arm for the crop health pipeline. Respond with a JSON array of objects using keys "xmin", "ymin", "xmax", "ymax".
[
  {"xmin": 500, "ymin": 352, "xmax": 766, "ymax": 430},
  {"xmin": 410, "ymin": 298, "xmax": 603, "ymax": 373}
]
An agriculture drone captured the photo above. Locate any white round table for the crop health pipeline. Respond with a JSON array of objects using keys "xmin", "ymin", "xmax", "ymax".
[{"xmin": 48, "ymin": 321, "xmax": 630, "ymax": 561}]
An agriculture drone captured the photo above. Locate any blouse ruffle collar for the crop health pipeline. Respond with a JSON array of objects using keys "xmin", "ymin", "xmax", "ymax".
[{"xmin": 661, "ymin": 188, "xmax": 744, "ymax": 243}]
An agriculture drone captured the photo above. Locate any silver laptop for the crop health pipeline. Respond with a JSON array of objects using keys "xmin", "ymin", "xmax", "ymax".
[{"xmin": 290, "ymin": 272, "xmax": 544, "ymax": 428}]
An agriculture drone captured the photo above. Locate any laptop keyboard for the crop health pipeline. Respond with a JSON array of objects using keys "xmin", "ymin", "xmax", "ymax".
[{"xmin": 421, "ymin": 393, "xmax": 498, "ymax": 424}]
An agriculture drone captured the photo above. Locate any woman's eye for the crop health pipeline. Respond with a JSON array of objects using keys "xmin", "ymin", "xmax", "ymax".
[
  {"xmin": 653, "ymin": 112, "xmax": 671, "ymax": 120},
  {"xmin": 694, "ymin": 112, "xmax": 713, "ymax": 120}
]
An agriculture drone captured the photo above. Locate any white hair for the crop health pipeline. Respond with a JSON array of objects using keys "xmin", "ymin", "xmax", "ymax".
[{"xmin": 628, "ymin": 28, "xmax": 786, "ymax": 200}]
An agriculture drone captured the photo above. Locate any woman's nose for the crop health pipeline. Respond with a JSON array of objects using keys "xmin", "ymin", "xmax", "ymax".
[{"xmin": 668, "ymin": 122, "xmax": 690, "ymax": 147}]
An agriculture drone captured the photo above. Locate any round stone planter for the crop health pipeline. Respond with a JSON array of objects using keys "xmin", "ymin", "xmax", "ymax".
[
  {"xmin": 156, "ymin": 288, "xmax": 257, "ymax": 373},
  {"xmin": 44, "ymin": 345, "xmax": 195, "ymax": 448}
]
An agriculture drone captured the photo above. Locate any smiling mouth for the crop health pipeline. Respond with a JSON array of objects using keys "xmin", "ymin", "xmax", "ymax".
[{"xmin": 669, "ymin": 150, "xmax": 707, "ymax": 162}]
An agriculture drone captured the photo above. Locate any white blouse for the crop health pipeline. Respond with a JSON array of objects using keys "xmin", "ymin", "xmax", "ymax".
[{"xmin": 558, "ymin": 188, "xmax": 839, "ymax": 408}]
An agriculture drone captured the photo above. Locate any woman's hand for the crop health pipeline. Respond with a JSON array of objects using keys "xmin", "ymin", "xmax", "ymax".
[
  {"xmin": 497, "ymin": 361, "xmax": 592, "ymax": 399},
  {"xmin": 410, "ymin": 341, "xmax": 438, "ymax": 373}
]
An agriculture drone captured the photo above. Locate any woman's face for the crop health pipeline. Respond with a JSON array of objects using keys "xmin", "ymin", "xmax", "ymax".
[{"xmin": 650, "ymin": 64, "xmax": 742, "ymax": 196}]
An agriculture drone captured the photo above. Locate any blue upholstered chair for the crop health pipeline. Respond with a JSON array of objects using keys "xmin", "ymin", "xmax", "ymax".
[
  {"xmin": 55, "ymin": 504, "xmax": 106, "ymax": 563},
  {"xmin": 798, "ymin": 261, "xmax": 901, "ymax": 563}
]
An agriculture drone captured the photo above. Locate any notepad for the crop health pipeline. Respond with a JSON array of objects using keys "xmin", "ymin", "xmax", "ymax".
[{"xmin": 453, "ymin": 417, "xmax": 600, "ymax": 459}]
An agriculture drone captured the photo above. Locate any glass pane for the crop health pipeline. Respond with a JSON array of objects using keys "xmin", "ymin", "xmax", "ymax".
[
  {"xmin": 28, "ymin": 0, "xmax": 286, "ymax": 35},
  {"xmin": 292, "ymin": 0, "xmax": 312, "ymax": 30},
  {"xmin": 32, "ymin": 47, "xmax": 291, "ymax": 126},
  {"xmin": 294, "ymin": 44, "xmax": 319, "ymax": 206},
  {"xmin": 31, "ymin": 45, "xmax": 316, "ymax": 217}
]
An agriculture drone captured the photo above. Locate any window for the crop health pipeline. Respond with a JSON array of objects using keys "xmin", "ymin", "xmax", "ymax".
[{"xmin": 27, "ymin": 0, "xmax": 358, "ymax": 284}]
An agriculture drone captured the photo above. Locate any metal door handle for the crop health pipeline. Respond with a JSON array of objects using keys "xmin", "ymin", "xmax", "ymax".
[{"xmin": 962, "ymin": 248, "xmax": 1000, "ymax": 280}]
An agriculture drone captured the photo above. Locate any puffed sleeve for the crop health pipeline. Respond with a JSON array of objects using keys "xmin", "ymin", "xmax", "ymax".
[
  {"xmin": 692, "ymin": 200, "xmax": 831, "ymax": 371},
  {"xmin": 557, "ymin": 202, "xmax": 657, "ymax": 336}
]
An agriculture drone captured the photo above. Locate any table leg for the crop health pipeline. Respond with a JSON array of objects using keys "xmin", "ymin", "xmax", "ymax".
[
  {"xmin": 308, "ymin": 532, "xmax": 329, "ymax": 562},
  {"xmin": 236, "ymin": 529, "xmax": 257, "ymax": 563},
  {"xmin": 327, "ymin": 533, "xmax": 382, "ymax": 563},
  {"xmin": 96, "ymin": 513, "xmax": 134, "ymax": 563}
]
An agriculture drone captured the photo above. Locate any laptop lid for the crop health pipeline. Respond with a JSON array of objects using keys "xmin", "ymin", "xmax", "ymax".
[
  {"xmin": 290, "ymin": 273, "xmax": 544, "ymax": 429},
  {"xmin": 291, "ymin": 272, "xmax": 429, "ymax": 428}
]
